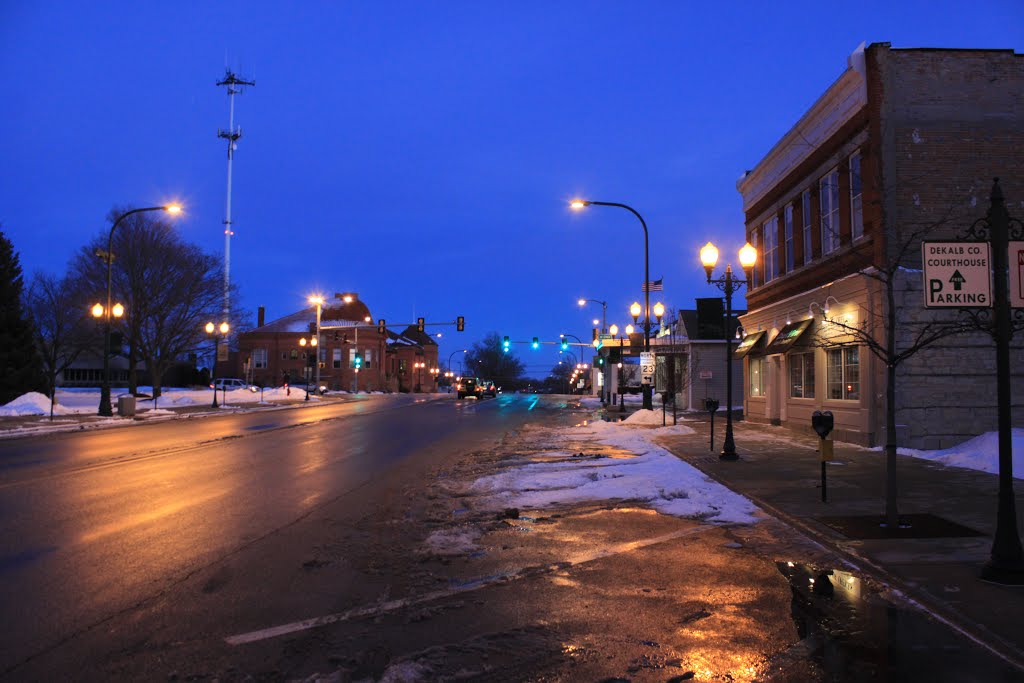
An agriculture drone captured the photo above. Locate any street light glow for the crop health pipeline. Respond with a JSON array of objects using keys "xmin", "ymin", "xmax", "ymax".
[
  {"xmin": 309, "ymin": 295, "xmax": 325, "ymax": 306},
  {"xmin": 577, "ymin": 298, "xmax": 586, "ymax": 306},
  {"xmin": 653, "ymin": 302, "xmax": 665, "ymax": 319},
  {"xmin": 112, "ymin": 303, "xmax": 125, "ymax": 318},
  {"xmin": 91, "ymin": 303, "xmax": 104, "ymax": 318},
  {"xmin": 626, "ymin": 324, "xmax": 635, "ymax": 334},
  {"xmin": 164, "ymin": 204, "xmax": 183, "ymax": 215},
  {"xmin": 570, "ymin": 200, "xmax": 587, "ymax": 210},
  {"xmin": 739, "ymin": 242, "xmax": 758, "ymax": 269},
  {"xmin": 630, "ymin": 301, "xmax": 641, "ymax": 320},
  {"xmin": 700, "ymin": 242, "xmax": 719, "ymax": 269},
  {"xmin": 609, "ymin": 324, "xmax": 618, "ymax": 336},
  {"xmin": 219, "ymin": 322, "xmax": 229, "ymax": 334}
]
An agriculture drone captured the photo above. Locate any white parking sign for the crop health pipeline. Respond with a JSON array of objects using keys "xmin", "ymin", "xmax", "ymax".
[
  {"xmin": 640, "ymin": 352, "xmax": 655, "ymax": 385},
  {"xmin": 922, "ymin": 242, "xmax": 991, "ymax": 308}
]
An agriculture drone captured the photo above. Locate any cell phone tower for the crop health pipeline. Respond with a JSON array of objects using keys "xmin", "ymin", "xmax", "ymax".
[{"xmin": 216, "ymin": 68, "xmax": 255, "ymax": 325}]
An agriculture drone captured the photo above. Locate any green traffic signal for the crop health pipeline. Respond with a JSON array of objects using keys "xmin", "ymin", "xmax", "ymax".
[
  {"xmin": 532, "ymin": 337, "xmax": 539, "ymax": 349},
  {"xmin": 502, "ymin": 335, "xmax": 510, "ymax": 353},
  {"xmin": 560, "ymin": 338, "xmax": 568, "ymax": 351}
]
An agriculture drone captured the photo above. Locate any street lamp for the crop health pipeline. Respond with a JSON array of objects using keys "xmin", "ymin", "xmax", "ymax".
[
  {"xmin": 571, "ymin": 199, "xmax": 654, "ymax": 409},
  {"xmin": 700, "ymin": 240, "xmax": 757, "ymax": 461},
  {"xmin": 448, "ymin": 349, "xmax": 467, "ymax": 388},
  {"xmin": 95, "ymin": 204, "xmax": 182, "ymax": 416},
  {"xmin": 309, "ymin": 295, "xmax": 324, "ymax": 393},
  {"xmin": 299, "ymin": 334, "xmax": 318, "ymax": 400},
  {"xmin": 577, "ymin": 298, "xmax": 607, "ymax": 334},
  {"xmin": 205, "ymin": 321, "xmax": 229, "ymax": 408}
]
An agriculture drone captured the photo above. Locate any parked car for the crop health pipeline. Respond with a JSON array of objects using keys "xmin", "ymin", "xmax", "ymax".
[
  {"xmin": 210, "ymin": 378, "xmax": 257, "ymax": 392},
  {"xmin": 456, "ymin": 377, "xmax": 484, "ymax": 400}
]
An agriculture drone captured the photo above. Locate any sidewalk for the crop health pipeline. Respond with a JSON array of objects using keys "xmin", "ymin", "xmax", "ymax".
[{"xmin": 655, "ymin": 415, "xmax": 1024, "ymax": 672}]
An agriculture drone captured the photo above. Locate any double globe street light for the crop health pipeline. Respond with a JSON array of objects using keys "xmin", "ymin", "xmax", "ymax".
[
  {"xmin": 205, "ymin": 321, "xmax": 230, "ymax": 407},
  {"xmin": 699, "ymin": 240, "xmax": 757, "ymax": 461},
  {"xmin": 96, "ymin": 204, "xmax": 182, "ymax": 416}
]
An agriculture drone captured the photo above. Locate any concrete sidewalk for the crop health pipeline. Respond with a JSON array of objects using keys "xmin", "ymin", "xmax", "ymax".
[{"xmin": 655, "ymin": 416, "xmax": 1024, "ymax": 673}]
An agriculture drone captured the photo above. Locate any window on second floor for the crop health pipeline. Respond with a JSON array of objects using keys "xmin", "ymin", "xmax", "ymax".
[
  {"xmin": 850, "ymin": 151, "xmax": 864, "ymax": 240},
  {"xmin": 763, "ymin": 216, "xmax": 779, "ymax": 283},
  {"xmin": 253, "ymin": 348, "xmax": 267, "ymax": 369},
  {"xmin": 784, "ymin": 204, "xmax": 794, "ymax": 273},
  {"xmin": 820, "ymin": 169, "xmax": 840, "ymax": 255},
  {"xmin": 802, "ymin": 190, "xmax": 813, "ymax": 265},
  {"xmin": 333, "ymin": 348, "xmax": 342, "ymax": 369}
]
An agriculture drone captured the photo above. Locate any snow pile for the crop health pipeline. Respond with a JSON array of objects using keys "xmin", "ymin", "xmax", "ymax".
[
  {"xmin": 0, "ymin": 392, "xmax": 76, "ymax": 416},
  {"xmin": 622, "ymin": 408, "xmax": 670, "ymax": 426},
  {"xmin": 894, "ymin": 429, "xmax": 1024, "ymax": 479},
  {"xmin": 471, "ymin": 418, "xmax": 759, "ymax": 524}
]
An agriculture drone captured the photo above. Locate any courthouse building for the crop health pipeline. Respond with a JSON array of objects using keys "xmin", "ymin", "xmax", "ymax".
[{"xmin": 735, "ymin": 43, "xmax": 1024, "ymax": 448}]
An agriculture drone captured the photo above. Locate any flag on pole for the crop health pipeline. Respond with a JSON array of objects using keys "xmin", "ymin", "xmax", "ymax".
[{"xmin": 642, "ymin": 277, "xmax": 664, "ymax": 293}]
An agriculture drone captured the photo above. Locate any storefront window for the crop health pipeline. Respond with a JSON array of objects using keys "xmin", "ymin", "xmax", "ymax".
[
  {"xmin": 749, "ymin": 356, "xmax": 764, "ymax": 397},
  {"xmin": 826, "ymin": 347, "xmax": 859, "ymax": 400},
  {"xmin": 789, "ymin": 352, "xmax": 815, "ymax": 398}
]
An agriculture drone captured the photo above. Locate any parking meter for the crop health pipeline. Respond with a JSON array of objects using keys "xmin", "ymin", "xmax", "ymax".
[
  {"xmin": 812, "ymin": 410, "xmax": 834, "ymax": 502},
  {"xmin": 811, "ymin": 411, "xmax": 834, "ymax": 439},
  {"xmin": 705, "ymin": 399, "xmax": 720, "ymax": 451}
]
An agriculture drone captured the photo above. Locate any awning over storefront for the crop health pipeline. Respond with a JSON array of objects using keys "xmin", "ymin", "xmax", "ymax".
[
  {"xmin": 733, "ymin": 330, "xmax": 766, "ymax": 359},
  {"xmin": 764, "ymin": 318, "xmax": 814, "ymax": 355}
]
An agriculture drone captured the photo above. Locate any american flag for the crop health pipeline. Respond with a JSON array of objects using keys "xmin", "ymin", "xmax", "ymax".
[{"xmin": 642, "ymin": 277, "xmax": 664, "ymax": 293}]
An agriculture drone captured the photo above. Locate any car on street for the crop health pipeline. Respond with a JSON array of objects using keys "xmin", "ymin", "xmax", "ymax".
[
  {"xmin": 456, "ymin": 377, "xmax": 484, "ymax": 400},
  {"xmin": 210, "ymin": 378, "xmax": 258, "ymax": 392},
  {"xmin": 482, "ymin": 381, "xmax": 498, "ymax": 397}
]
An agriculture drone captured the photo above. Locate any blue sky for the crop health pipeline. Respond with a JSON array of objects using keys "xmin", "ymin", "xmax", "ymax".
[{"xmin": 2, "ymin": 1, "xmax": 1022, "ymax": 377}]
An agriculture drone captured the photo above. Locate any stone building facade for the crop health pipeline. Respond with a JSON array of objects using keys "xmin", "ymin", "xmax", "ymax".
[{"xmin": 735, "ymin": 43, "xmax": 1024, "ymax": 448}]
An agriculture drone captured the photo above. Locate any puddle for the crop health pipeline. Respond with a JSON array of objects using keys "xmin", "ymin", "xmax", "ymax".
[{"xmin": 776, "ymin": 562, "xmax": 1020, "ymax": 680}]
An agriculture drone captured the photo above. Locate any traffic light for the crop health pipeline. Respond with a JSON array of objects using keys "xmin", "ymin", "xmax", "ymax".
[
  {"xmin": 456, "ymin": 316, "xmax": 465, "ymax": 332},
  {"xmin": 354, "ymin": 353, "xmax": 363, "ymax": 369},
  {"xmin": 417, "ymin": 317, "xmax": 425, "ymax": 333},
  {"xmin": 378, "ymin": 318, "xmax": 386, "ymax": 335},
  {"xmin": 560, "ymin": 338, "xmax": 569, "ymax": 351},
  {"xmin": 532, "ymin": 337, "xmax": 539, "ymax": 350},
  {"xmin": 502, "ymin": 336, "xmax": 510, "ymax": 353},
  {"xmin": 597, "ymin": 357, "xmax": 604, "ymax": 366}
]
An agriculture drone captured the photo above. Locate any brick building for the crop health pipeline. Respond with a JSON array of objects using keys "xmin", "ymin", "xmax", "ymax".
[
  {"xmin": 735, "ymin": 43, "xmax": 1024, "ymax": 447},
  {"xmin": 235, "ymin": 293, "xmax": 437, "ymax": 393}
]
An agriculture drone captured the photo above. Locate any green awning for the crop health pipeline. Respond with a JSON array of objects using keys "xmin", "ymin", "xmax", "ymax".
[
  {"xmin": 733, "ymin": 330, "xmax": 767, "ymax": 359},
  {"xmin": 764, "ymin": 318, "xmax": 814, "ymax": 355}
]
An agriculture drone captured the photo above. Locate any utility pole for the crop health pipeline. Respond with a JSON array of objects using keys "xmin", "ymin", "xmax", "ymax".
[{"xmin": 216, "ymin": 68, "xmax": 255, "ymax": 327}]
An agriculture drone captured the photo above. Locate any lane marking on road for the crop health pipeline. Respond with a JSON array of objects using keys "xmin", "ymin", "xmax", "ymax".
[{"xmin": 225, "ymin": 523, "xmax": 720, "ymax": 646}]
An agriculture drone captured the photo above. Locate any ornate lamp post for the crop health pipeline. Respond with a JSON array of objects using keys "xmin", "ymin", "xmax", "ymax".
[
  {"xmin": 571, "ymin": 199, "xmax": 654, "ymax": 409},
  {"xmin": 309, "ymin": 295, "xmax": 324, "ymax": 394},
  {"xmin": 95, "ymin": 204, "xmax": 181, "ymax": 416},
  {"xmin": 700, "ymin": 240, "xmax": 757, "ymax": 461},
  {"xmin": 205, "ymin": 321, "xmax": 229, "ymax": 408},
  {"xmin": 299, "ymin": 333, "xmax": 318, "ymax": 400}
]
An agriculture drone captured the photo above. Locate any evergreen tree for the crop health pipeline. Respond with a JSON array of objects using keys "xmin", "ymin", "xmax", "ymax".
[{"xmin": 0, "ymin": 228, "xmax": 45, "ymax": 404}]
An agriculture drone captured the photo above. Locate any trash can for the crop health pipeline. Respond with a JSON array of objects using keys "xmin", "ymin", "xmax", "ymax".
[{"xmin": 117, "ymin": 395, "xmax": 136, "ymax": 417}]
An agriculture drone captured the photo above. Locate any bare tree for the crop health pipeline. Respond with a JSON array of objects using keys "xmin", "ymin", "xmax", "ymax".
[
  {"xmin": 25, "ymin": 272, "xmax": 93, "ymax": 418},
  {"xmin": 69, "ymin": 210, "xmax": 225, "ymax": 398},
  {"xmin": 807, "ymin": 167, "xmax": 977, "ymax": 529}
]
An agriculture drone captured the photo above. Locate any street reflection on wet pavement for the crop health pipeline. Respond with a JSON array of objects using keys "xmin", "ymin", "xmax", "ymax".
[{"xmin": 775, "ymin": 561, "xmax": 1021, "ymax": 682}]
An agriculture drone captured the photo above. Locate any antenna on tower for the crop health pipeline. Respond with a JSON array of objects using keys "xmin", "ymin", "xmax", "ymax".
[{"xmin": 216, "ymin": 68, "xmax": 255, "ymax": 330}]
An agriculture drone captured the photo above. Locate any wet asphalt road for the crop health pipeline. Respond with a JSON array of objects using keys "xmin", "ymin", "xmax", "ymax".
[
  {"xmin": 0, "ymin": 392, "xmax": 549, "ymax": 679},
  {"xmin": 4, "ymin": 395, "xmax": 1015, "ymax": 681}
]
